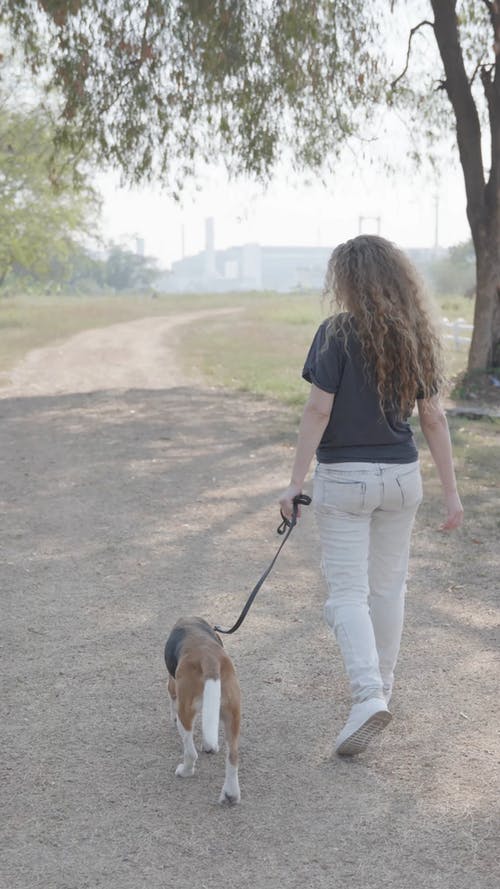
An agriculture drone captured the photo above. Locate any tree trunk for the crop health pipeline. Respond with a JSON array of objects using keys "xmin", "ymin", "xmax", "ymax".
[
  {"xmin": 431, "ymin": 0, "xmax": 500, "ymax": 373},
  {"xmin": 468, "ymin": 224, "xmax": 500, "ymax": 370}
]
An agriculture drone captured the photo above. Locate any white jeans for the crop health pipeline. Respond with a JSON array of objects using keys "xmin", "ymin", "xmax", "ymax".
[{"xmin": 313, "ymin": 461, "xmax": 423, "ymax": 704}]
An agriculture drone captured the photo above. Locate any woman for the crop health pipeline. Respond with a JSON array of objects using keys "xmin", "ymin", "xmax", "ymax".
[{"xmin": 279, "ymin": 235, "xmax": 463, "ymax": 756}]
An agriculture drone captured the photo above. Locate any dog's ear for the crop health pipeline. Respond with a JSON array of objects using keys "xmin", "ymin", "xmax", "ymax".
[{"xmin": 214, "ymin": 630, "xmax": 224, "ymax": 647}]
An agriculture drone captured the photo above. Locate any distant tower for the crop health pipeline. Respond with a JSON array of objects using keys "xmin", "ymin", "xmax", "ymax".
[
  {"xmin": 135, "ymin": 237, "xmax": 145, "ymax": 256},
  {"xmin": 204, "ymin": 217, "xmax": 216, "ymax": 278}
]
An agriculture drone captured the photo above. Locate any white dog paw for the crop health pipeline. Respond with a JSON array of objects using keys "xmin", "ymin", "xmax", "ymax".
[
  {"xmin": 175, "ymin": 763, "xmax": 195, "ymax": 778},
  {"xmin": 219, "ymin": 786, "xmax": 241, "ymax": 805},
  {"xmin": 202, "ymin": 742, "xmax": 219, "ymax": 754}
]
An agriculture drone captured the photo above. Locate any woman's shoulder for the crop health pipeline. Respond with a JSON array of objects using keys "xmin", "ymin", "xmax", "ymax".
[{"xmin": 321, "ymin": 312, "xmax": 355, "ymax": 341}]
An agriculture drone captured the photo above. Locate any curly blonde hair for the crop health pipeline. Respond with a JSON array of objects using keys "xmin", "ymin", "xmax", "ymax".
[{"xmin": 323, "ymin": 235, "xmax": 444, "ymax": 417}]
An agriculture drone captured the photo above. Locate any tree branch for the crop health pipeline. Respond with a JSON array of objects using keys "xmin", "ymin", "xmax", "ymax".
[
  {"xmin": 469, "ymin": 56, "xmax": 489, "ymax": 87},
  {"xmin": 480, "ymin": 64, "xmax": 495, "ymax": 104},
  {"xmin": 390, "ymin": 20, "xmax": 434, "ymax": 89}
]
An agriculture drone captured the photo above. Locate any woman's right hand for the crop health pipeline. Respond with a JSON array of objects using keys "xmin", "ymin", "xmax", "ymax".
[
  {"xmin": 279, "ymin": 483, "xmax": 303, "ymax": 523},
  {"xmin": 439, "ymin": 490, "xmax": 464, "ymax": 531}
]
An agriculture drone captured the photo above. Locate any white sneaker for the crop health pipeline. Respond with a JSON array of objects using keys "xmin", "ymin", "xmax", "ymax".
[{"xmin": 335, "ymin": 698, "xmax": 392, "ymax": 756}]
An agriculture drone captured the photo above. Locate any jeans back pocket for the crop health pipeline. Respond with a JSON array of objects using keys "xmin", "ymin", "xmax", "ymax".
[{"xmin": 314, "ymin": 475, "xmax": 367, "ymax": 515}]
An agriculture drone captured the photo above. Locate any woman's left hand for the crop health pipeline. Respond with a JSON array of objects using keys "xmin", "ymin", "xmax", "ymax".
[
  {"xmin": 439, "ymin": 490, "xmax": 464, "ymax": 531},
  {"xmin": 279, "ymin": 483, "xmax": 304, "ymax": 522}
]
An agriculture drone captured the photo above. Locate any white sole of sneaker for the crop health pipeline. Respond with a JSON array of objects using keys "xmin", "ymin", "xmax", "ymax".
[{"xmin": 336, "ymin": 709, "xmax": 392, "ymax": 757}]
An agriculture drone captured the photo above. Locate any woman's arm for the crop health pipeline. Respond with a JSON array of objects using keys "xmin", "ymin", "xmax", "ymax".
[
  {"xmin": 279, "ymin": 384, "xmax": 334, "ymax": 520},
  {"xmin": 417, "ymin": 396, "xmax": 464, "ymax": 530}
]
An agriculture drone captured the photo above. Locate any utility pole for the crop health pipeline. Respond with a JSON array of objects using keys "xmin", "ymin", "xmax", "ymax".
[{"xmin": 433, "ymin": 193, "xmax": 439, "ymax": 253}]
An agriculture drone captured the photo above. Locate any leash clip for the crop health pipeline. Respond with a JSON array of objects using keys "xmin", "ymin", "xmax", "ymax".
[{"xmin": 277, "ymin": 493, "xmax": 312, "ymax": 535}]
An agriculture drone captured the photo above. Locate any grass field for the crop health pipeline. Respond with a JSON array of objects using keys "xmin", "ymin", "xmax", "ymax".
[
  {"xmin": 0, "ymin": 290, "xmax": 474, "ymax": 402},
  {"xmin": 178, "ymin": 291, "xmax": 475, "ymax": 405}
]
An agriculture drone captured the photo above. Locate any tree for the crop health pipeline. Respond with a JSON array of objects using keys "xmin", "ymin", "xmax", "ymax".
[
  {"xmin": 0, "ymin": 1, "xmax": 499, "ymax": 371},
  {"xmin": 0, "ymin": 101, "xmax": 100, "ymax": 289},
  {"xmin": 432, "ymin": 240, "xmax": 476, "ymax": 296},
  {"xmin": 104, "ymin": 244, "xmax": 160, "ymax": 291}
]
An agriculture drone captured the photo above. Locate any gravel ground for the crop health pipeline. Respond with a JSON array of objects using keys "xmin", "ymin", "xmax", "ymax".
[{"xmin": 1, "ymin": 313, "xmax": 499, "ymax": 889}]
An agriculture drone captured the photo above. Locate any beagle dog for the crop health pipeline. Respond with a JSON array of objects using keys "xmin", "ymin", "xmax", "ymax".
[{"xmin": 164, "ymin": 616, "xmax": 241, "ymax": 804}]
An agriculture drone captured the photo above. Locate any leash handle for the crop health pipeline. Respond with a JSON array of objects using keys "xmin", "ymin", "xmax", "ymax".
[
  {"xmin": 277, "ymin": 493, "xmax": 312, "ymax": 534},
  {"xmin": 214, "ymin": 493, "xmax": 311, "ymax": 635}
]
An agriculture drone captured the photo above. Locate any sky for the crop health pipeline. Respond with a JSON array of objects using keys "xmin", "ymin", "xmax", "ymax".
[{"xmin": 96, "ymin": 158, "xmax": 471, "ymax": 271}]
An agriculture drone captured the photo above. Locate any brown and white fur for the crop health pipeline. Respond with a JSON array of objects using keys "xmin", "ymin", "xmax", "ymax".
[{"xmin": 164, "ymin": 617, "xmax": 241, "ymax": 804}]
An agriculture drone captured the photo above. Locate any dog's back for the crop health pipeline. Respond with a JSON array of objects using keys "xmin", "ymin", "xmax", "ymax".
[{"xmin": 164, "ymin": 616, "xmax": 223, "ymax": 678}]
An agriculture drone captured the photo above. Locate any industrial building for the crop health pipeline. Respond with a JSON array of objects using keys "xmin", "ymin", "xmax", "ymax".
[
  {"xmin": 156, "ymin": 218, "xmax": 443, "ymax": 294},
  {"xmin": 157, "ymin": 218, "xmax": 331, "ymax": 293}
]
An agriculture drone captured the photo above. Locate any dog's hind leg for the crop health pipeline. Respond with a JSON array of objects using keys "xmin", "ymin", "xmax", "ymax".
[
  {"xmin": 219, "ymin": 674, "xmax": 241, "ymax": 804},
  {"xmin": 167, "ymin": 676, "xmax": 177, "ymax": 724},
  {"xmin": 175, "ymin": 716, "xmax": 198, "ymax": 777},
  {"xmin": 174, "ymin": 672, "xmax": 201, "ymax": 778},
  {"xmin": 175, "ymin": 708, "xmax": 198, "ymax": 778}
]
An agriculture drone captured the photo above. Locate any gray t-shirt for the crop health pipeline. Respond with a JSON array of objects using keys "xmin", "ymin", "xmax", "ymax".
[{"xmin": 302, "ymin": 317, "xmax": 419, "ymax": 464}]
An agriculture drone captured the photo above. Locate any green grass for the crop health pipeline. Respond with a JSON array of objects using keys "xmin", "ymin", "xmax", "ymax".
[
  {"xmin": 179, "ymin": 291, "xmax": 472, "ymax": 406},
  {"xmin": 179, "ymin": 293, "xmax": 325, "ymax": 405},
  {"xmin": 438, "ymin": 293, "xmax": 474, "ymax": 323}
]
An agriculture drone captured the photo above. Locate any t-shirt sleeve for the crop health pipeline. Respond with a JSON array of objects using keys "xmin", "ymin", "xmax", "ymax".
[{"xmin": 302, "ymin": 321, "xmax": 345, "ymax": 394}]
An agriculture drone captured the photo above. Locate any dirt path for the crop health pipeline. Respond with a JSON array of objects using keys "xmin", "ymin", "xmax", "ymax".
[
  {"xmin": 1, "ymin": 312, "xmax": 498, "ymax": 889},
  {"xmin": 2, "ymin": 308, "xmax": 242, "ymax": 396}
]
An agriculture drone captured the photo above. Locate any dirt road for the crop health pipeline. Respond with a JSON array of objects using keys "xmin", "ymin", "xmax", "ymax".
[{"xmin": 1, "ymin": 311, "xmax": 498, "ymax": 889}]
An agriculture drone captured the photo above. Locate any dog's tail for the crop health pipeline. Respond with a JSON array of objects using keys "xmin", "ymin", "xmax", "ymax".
[{"xmin": 202, "ymin": 674, "xmax": 221, "ymax": 753}]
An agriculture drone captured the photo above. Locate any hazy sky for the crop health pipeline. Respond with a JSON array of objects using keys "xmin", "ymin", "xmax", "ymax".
[{"xmin": 97, "ymin": 147, "xmax": 471, "ymax": 271}]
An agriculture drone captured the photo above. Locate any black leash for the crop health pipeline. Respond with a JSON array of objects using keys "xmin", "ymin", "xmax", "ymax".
[{"xmin": 214, "ymin": 493, "xmax": 312, "ymax": 635}]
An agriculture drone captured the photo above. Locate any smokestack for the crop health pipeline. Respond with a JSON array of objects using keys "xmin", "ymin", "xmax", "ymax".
[{"xmin": 204, "ymin": 217, "xmax": 216, "ymax": 278}]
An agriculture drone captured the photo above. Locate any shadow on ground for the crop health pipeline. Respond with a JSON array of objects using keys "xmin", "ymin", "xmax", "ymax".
[{"xmin": 1, "ymin": 387, "xmax": 498, "ymax": 889}]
